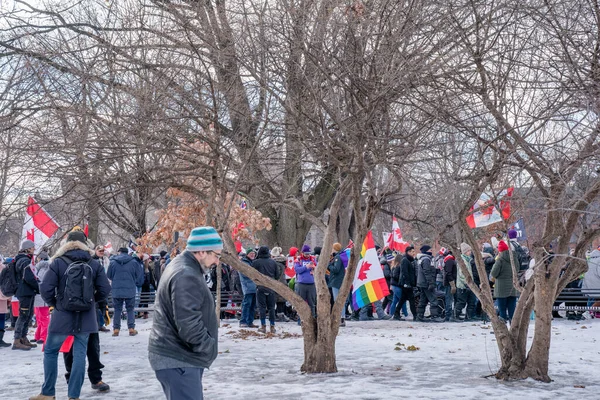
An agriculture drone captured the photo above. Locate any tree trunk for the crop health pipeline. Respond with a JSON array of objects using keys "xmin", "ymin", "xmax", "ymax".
[
  {"xmin": 522, "ymin": 272, "xmax": 555, "ymax": 382},
  {"xmin": 300, "ymin": 319, "xmax": 338, "ymax": 373}
]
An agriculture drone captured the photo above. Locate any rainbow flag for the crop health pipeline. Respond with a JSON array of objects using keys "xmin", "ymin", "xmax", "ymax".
[
  {"xmin": 351, "ymin": 231, "xmax": 390, "ymax": 310},
  {"xmin": 338, "ymin": 247, "xmax": 351, "ymax": 269}
]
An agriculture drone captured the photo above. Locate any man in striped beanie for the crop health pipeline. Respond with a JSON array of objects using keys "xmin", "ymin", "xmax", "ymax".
[{"xmin": 148, "ymin": 226, "xmax": 223, "ymax": 400}]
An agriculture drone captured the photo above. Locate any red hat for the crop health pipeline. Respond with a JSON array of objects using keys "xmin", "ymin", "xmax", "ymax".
[
  {"xmin": 439, "ymin": 247, "xmax": 447, "ymax": 255},
  {"xmin": 498, "ymin": 240, "xmax": 509, "ymax": 252}
]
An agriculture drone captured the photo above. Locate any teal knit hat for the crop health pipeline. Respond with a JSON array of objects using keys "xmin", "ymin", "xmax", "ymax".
[{"xmin": 186, "ymin": 226, "xmax": 223, "ymax": 252}]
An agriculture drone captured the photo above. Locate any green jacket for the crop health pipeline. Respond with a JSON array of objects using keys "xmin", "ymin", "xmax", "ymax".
[{"xmin": 490, "ymin": 250, "xmax": 519, "ymax": 298}]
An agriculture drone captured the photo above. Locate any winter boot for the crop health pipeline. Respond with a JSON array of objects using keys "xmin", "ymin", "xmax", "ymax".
[
  {"xmin": 91, "ymin": 381, "xmax": 110, "ymax": 392},
  {"xmin": 28, "ymin": 394, "xmax": 55, "ymax": 400},
  {"xmin": 340, "ymin": 318, "xmax": 346, "ymax": 327},
  {"xmin": 129, "ymin": 328, "xmax": 138, "ymax": 336},
  {"xmin": 552, "ymin": 310, "xmax": 562, "ymax": 319},
  {"xmin": 0, "ymin": 330, "xmax": 11, "ymax": 348},
  {"xmin": 22, "ymin": 337, "xmax": 37, "ymax": 348},
  {"xmin": 270, "ymin": 325, "xmax": 276, "ymax": 334},
  {"xmin": 257, "ymin": 325, "xmax": 266, "ymax": 333},
  {"xmin": 12, "ymin": 338, "xmax": 31, "ymax": 351},
  {"xmin": 247, "ymin": 323, "xmax": 259, "ymax": 328},
  {"xmin": 112, "ymin": 329, "xmax": 120, "ymax": 337}
]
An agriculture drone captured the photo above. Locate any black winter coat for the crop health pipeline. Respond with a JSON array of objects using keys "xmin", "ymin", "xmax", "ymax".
[
  {"xmin": 399, "ymin": 255, "xmax": 417, "ymax": 288},
  {"xmin": 443, "ymin": 255, "xmax": 458, "ymax": 286},
  {"xmin": 252, "ymin": 246, "xmax": 280, "ymax": 291},
  {"xmin": 16, "ymin": 253, "xmax": 39, "ymax": 298},
  {"xmin": 148, "ymin": 251, "xmax": 218, "ymax": 369},
  {"xmin": 390, "ymin": 264, "xmax": 402, "ymax": 287},
  {"xmin": 40, "ymin": 241, "xmax": 111, "ymax": 334}
]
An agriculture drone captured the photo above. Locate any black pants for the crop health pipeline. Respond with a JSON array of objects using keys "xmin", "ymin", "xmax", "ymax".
[
  {"xmin": 394, "ymin": 287, "xmax": 417, "ymax": 318},
  {"xmin": 257, "ymin": 288, "xmax": 276, "ymax": 325},
  {"xmin": 15, "ymin": 296, "xmax": 35, "ymax": 340},
  {"xmin": 455, "ymin": 288, "xmax": 477, "ymax": 319},
  {"xmin": 417, "ymin": 287, "xmax": 439, "ymax": 317},
  {"xmin": 64, "ymin": 332, "xmax": 104, "ymax": 385}
]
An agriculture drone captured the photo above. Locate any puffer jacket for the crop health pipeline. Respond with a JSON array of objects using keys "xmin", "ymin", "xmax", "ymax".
[
  {"xmin": 443, "ymin": 254, "xmax": 457, "ymax": 286},
  {"xmin": 148, "ymin": 251, "xmax": 218, "ymax": 369},
  {"xmin": 15, "ymin": 253, "xmax": 39, "ymax": 298},
  {"xmin": 390, "ymin": 264, "xmax": 401, "ymax": 287},
  {"xmin": 107, "ymin": 253, "xmax": 144, "ymax": 299},
  {"xmin": 416, "ymin": 253, "xmax": 436, "ymax": 289},
  {"xmin": 34, "ymin": 260, "xmax": 51, "ymax": 307},
  {"xmin": 40, "ymin": 241, "xmax": 111, "ymax": 334}
]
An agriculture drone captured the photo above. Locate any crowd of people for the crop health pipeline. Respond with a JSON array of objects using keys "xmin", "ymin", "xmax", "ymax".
[{"xmin": 1, "ymin": 225, "xmax": 599, "ymax": 400}]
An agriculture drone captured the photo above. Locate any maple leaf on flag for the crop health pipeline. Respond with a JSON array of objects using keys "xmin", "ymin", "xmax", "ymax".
[{"xmin": 358, "ymin": 260, "xmax": 371, "ymax": 281}]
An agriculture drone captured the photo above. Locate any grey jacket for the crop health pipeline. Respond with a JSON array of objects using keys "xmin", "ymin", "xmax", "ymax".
[
  {"xmin": 148, "ymin": 251, "xmax": 218, "ymax": 370},
  {"xmin": 416, "ymin": 253, "xmax": 436, "ymax": 288}
]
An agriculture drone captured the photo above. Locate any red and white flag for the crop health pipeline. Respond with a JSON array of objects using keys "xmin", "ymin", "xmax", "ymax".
[
  {"xmin": 466, "ymin": 187, "xmax": 514, "ymax": 229},
  {"xmin": 104, "ymin": 241, "xmax": 113, "ymax": 254},
  {"xmin": 385, "ymin": 216, "xmax": 410, "ymax": 253},
  {"xmin": 21, "ymin": 196, "xmax": 60, "ymax": 253}
]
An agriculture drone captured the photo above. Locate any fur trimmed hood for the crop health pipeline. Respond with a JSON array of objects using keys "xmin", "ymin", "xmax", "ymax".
[{"xmin": 51, "ymin": 240, "xmax": 94, "ymax": 261}]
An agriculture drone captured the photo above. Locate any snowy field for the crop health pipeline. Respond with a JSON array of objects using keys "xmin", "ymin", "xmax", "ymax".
[{"xmin": 2, "ymin": 316, "xmax": 598, "ymax": 400}]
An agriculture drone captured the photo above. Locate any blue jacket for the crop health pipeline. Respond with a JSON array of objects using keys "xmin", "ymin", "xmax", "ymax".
[
  {"xmin": 327, "ymin": 252, "xmax": 345, "ymax": 289},
  {"xmin": 238, "ymin": 256, "xmax": 257, "ymax": 295},
  {"xmin": 295, "ymin": 256, "xmax": 316, "ymax": 284},
  {"xmin": 40, "ymin": 241, "xmax": 111, "ymax": 334},
  {"xmin": 107, "ymin": 253, "xmax": 144, "ymax": 299}
]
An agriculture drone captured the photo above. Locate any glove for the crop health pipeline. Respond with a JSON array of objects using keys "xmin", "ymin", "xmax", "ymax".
[
  {"xmin": 428, "ymin": 283, "xmax": 435, "ymax": 291},
  {"xmin": 450, "ymin": 281, "xmax": 457, "ymax": 294},
  {"xmin": 403, "ymin": 284, "xmax": 410, "ymax": 288}
]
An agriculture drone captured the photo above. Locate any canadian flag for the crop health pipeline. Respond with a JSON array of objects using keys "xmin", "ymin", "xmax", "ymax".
[
  {"xmin": 104, "ymin": 241, "xmax": 113, "ymax": 254},
  {"xmin": 21, "ymin": 196, "xmax": 60, "ymax": 253},
  {"xmin": 466, "ymin": 187, "xmax": 514, "ymax": 229},
  {"xmin": 384, "ymin": 216, "xmax": 410, "ymax": 253}
]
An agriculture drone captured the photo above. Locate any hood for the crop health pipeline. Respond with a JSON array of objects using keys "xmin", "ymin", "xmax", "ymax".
[
  {"xmin": 417, "ymin": 253, "xmax": 431, "ymax": 260},
  {"xmin": 113, "ymin": 253, "xmax": 135, "ymax": 264},
  {"xmin": 481, "ymin": 252, "xmax": 494, "ymax": 259},
  {"xmin": 51, "ymin": 240, "xmax": 94, "ymax": 262},
  {"xmin": 257, "ymin": 246, "xmax": 271, "ymax": 259},
  {"xmin": 273, "ymin": 255, "xmax": 287, "ymax": 263},
  {"xmin": 15, "ymin": 253, "xmax": 32, "ymax": 263},
  {"xmin": 444, "ymin": 254, "xmax": 455, "ymax": 262}
]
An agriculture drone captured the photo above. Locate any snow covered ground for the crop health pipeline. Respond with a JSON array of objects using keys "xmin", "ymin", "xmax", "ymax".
[{"xmin": 2, "ymin": 316, "xmax": 598, "ymax": 400}]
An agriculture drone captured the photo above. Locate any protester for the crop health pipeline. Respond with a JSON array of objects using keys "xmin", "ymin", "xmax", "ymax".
[
  {"xmin": 0, "ymin": 260, "xmax": 11, "ymax": 348},
  {"xmin": 416, "ymin": 245, "xmax": 443, "ymax": 322},
  {"xmin": 270, "ymin": 247, "xmax": 290, "ymax": 322},
  {"xmin": 327, "ymin": 243, "xmax": 346, "ymax": 326},
  {"xmin": 238, "ymin": 249, "xmax": 258, "ymax": 328},
  {"xmin": 397, "ymin": 246, "xmax": 418, "ymax": 321},
  {"xmin": 457, "ymin": 243, "xmax": 479, "ymax": 321},
  {"xmin": 13, "ymin": 240, "xmax": 39, "ymax": 350},
  {"xmin": 107, "ymin": 247, "xmax": 144, "ymax": 336},
  {"xmin": 253, "ymin": 246, "xmax": 280, "ymax": 333},
  {"xmin": 388, "ymin": 253, "xmax": 405, "ymax": 321},
  {"xmin": 294, "ymin": 245, "xmax": 317, "ymax": 318},
  {"xmin": 30, "ymin": 230, "xmax": 111, "ymax": 400},
  {"xmin": 148, "ymin": 226, "xmax": 221, "ymax": 400},
  {"xmin": 442, "ymin": 249, "xmax": 458, "ymax": 322},
  {"xmin": 92, "ymin": 246, "xmax": 110, "ymax": 332},
  {"xmin": 33, "ymin": 251, "xmax": 51, "ymax": 344},
  {"xmin": 491, "ymin": 240, "xmax": 520, "ymax": 322}
]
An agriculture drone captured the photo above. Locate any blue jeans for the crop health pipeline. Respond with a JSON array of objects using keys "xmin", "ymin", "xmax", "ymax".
[
  {"xmin": 389, "ymin": 285, "xmax": 402, "ymax": 316},
  {"xmin": 496, "ymin": 296, "xmax": 517, "ymax": 321},
  {"xmin": 42, "ymin": 333, "xmax": 89, "ymax": 398},
  {"xmin": 112, "ymin": 297, "xmax": 136, "ymax": 329},
  {"xmin": 156, "ymin": 367, "xmax": 204, "ymax": 400},
  {"xmin": 240, "ymin": 293, "xmax": 256, "ymax": 325},
  {"xmin": 331, "ymin": 287, "xmax": 340, "ymax": 301}
]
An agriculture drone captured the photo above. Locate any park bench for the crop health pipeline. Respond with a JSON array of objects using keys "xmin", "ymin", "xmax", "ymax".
[
  {"xmin": 552, "ymin": 288, "xmax": 600, "ymax": 313},
  {"xmin": 106, "ymin": 290, "xmax": 244, "ymax": 313}
]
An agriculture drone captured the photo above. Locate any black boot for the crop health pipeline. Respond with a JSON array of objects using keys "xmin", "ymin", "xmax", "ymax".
[
  {"xmin": 552, "ymin": 311, "xmax": 562, "ymax": 319},
  {"xmin": 0, "ymin": 330, "xmax": 10, "ymax": 348}
]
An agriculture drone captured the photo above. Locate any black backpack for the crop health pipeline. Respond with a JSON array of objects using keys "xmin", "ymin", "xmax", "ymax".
[
  {"xmin": 59, "ymin": 256, "xmax": 95, "ymax": 312},
  {"xmin": 512, "ymin": 242, "xmax": 531, "ymax": 271},
  {"xmin": 0, "ymin": 259, "xmax": 19, "ymax": 297}
]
